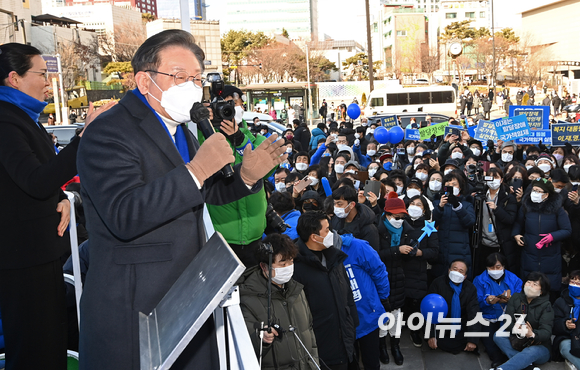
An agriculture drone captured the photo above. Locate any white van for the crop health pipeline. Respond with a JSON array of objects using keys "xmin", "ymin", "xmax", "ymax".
[{"xmin": 364, "ymin": 85, "xmax": 457, "ymax": 117}]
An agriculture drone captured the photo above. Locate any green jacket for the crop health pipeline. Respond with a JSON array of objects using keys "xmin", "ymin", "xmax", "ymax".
[
  {"xmin": 238, "ymin": 266, "xmax": 319, "ymax": 370},
  {"xmin": 197, "ymin": 119, "xmax": 273, "ymax": 245}
]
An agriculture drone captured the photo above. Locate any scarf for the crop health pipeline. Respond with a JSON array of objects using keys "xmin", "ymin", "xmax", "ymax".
[
  {"xmin": 0, "ymin": 86, "xmax": 47, "ymax": 124},
  {"xmin": 569, "ymin": 290, "xmax": 580, "ymax": 321},
  {"xmin": 132, "ymin": 88, "xmax": 190, "ymax": 163},
  {"xmin": 449, "ymin": 280, "xmax": 463, "ymax": 318},
  {"xmin": 383, "ymin": 215, "xmax": 403, "ymax": 247}
]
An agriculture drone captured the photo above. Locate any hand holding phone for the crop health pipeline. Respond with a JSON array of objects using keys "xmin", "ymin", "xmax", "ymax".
[{"xmin": 294, "ymin": 176, "xmax": 312, "ymax": 193}]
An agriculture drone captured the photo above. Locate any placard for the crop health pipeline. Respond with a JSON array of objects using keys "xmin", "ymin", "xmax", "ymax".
[
  {"xmin": 551, "ymin": 123, "xmax": 580, "ymax": 146},
  {"xmin": 419, "ymin": 121, "xmax": 449, "ymax": 140},
  {"xmin": 405, "ymin": 128, "xmax": 420, "ymax": 141},
  {"xmin": 474, "ymin": 120, "xmax": 498, "ymax": 142},
  {"xmin": 508, "ymin": 106, "xmax": 550, "ymax": 130},
  {"xmin": 444, "ymin": 124, "xmax": 465, "ymax": 137},
  {"xmin": 514, "ymin": 129, "xmax": 552, "ymax": 145},
  {"xmin": 380, "ymin": 115, "xmax": 398, "ymax": 128},
  {"xmin": 42, "ymin": 55, "xmax": 59, "ymax": 73},
  {"xmin": 493, "ymin": 115, "xmax": 531, "ymax": 141}
]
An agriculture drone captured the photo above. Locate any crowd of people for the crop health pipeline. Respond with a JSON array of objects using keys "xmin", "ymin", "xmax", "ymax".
[{"xmin": 2, "ymin": 31, "xmax": 580, "ymax": 370}]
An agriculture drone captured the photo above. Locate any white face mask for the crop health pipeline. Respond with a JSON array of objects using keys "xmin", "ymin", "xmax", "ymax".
[
  {"xmin": 271, "ymin": 264, "xmax": 294, "ymax": 285},
  {"xmin": 415, "ymin": 172, "xmax": 428, "ymax": 182},
  {"xmin": 501, "ymin": 153, "xmax": 513, "ymax": 163},
  {"xmin": 337, "ymin": 144, "xmax": 349, "ymax": 152},
  {"xmin": 538, "ymin": 163, "xmax": 552, "ymax": 173},
  {"xmin": 295, "ymin": 162, "xmax": 308, "ymax": 171},
  {"xmin": 234, "ymin": 105, "xmax": 244, "ymax": 124},
  {"xmin": 444, "ymin": 169, "xmax": 453, "ymax": 176},
  {"xmin": 572, "ymin": 182, "xmax": 580, "ymax": 187},
  {"xmin": 369, "ymin": 129, "xmax": 375, "ymax": 134},
  {"xmin": 286, "ymin": 147, "xmax": 293, "ymax": 153},
  {"xmin": 275, "ymin": 182, "xmax": 286, "ymax": 192},
  {"xmin": 309, "ymin": 177, "xmax": 319, "ymax": 186},
  {"xmin": 531, "ymin": 191, "xmax": 544, "ymax": 203},
  {"xmin": 564, "ymin": 164, "xmax": 572, "ymax": 173},
  {"xmin": 407, "ymin": 147, "xmax": 415, "ymax": 155},
  {"xmin": 407, "ymin": 188, "xmax": 421, "ymax": 199},
  {"xmin": 470, "ymin": 148, "xmax": 481, "ymax": 157},
  {"xmin": 334, "ymin": 203, "xmax": 352, "ymax": 219},
  {"xmin": 335, "ymin": 164, "xmax": 345, "ymax": 174},
  {"xmin": 554, "ymin": 187, "xmax": 562, "ymax": 193},
  {"xmin": 396, "ymin": 185, "xmax": 403, "ymax": 195},
  {"xmin": 408, "ymin": 205, "xmax": 423, "ymax": 219},
  {"xmin": 148, "ymin": 75, "xmax": 202, "ymax": 123},
  {"xmin": 368, "ymin": 168, "xmax": 378, "ymax": 178},
  {"xmin": 453, "ymin": 187, "xmax": 460, "ymax": 196},
  {"xmin": 388, "ymin": 216, "xmax": 404, "ymax": 229},
  {"xmin": 451, "ymin": 152, "xmax": 463, "ymax": 160},
  {"xmin": 413, "ymin": 163, "xmax": 420, "ymax": 170},
  {"xmin": 449, "ymin": 270, "xmax": 466, "ymax": 284},
  {"xmin": 526, "ymin": 165, "xmax": 533, "ymax": 170},
  {"xmin": 429, "ymin": 180, "xmax": 442, "ymax": 191},
  {"xmin": 367, "ymin": 150, "xmax": 376, "ymax": 157},
  {"xmin": 415, "ymin": 151, "xmax": 423, "ymax": 157},
  {"xmin": 355, "ymin": 133, "xmax": 360, "ymax": 139},
  {"xmin": 487, "ymin": 269, "xmax": 504, "ymax": 280},
  {"xmin": 524, "ymin": 285, "xmax": 541, "ymax": 299},
  {"xmin": 487, "ymin": 178, "xmax": 501, "ymax": 190},
  {"xmin": 316, "ymin": 231, "xmax": 334, "ymax": 248}
]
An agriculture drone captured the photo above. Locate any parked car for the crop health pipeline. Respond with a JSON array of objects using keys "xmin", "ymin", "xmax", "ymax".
[
  {"xmin": 45, "ymin": 124, "xmax": 84, "ymax": 146},
  {"xmin": 563, "ymin": 104, "xmax": 580, "ymax": 114}
]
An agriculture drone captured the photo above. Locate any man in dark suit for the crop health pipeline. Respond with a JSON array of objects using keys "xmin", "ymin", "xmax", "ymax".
[{"xmin": 76, "ymin": 30, "xmax": 287, "ymax": 370}]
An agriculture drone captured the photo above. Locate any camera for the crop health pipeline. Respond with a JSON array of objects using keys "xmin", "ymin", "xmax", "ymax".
[
  {"xmin": 206, "ymin": 73, "xmax": 235, "ymax": 127},
  {"xmin": 265, "ymin": 203, "xmax": 289, "ymax": 233}
]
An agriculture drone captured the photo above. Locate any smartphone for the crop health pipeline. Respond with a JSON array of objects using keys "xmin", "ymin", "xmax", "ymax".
[
  {"xmin": 364, "ymin": 180, "xmax": 381, "ymax": 198},
  {"xmin": 573, "ymin": 184, "xmax": 579, "ymax": 192},
  {"xmin": 443, "ymin": 186, "xmax": 451, "ymax": 196},
  {"xmin": 294, "ymin": 176, "xmax": 312, "ymax": 193},
  {"xmin": 512, "ymin": 178, "xmax": 523, "ymax": 192},
  {"xmin": 420, "ymin": 120, "xmax": 429, "ymax": 128},
  {"xmin": 397, "ymin": 148, "xmax": 406, "ymax": 155},
  {"xmin": 450, "ymin": 128, "xmax": 461, "ymax": 136}
]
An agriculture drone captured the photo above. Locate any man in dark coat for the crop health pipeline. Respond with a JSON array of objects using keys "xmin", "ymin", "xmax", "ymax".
[
  {"xmin": 552, "ymin": 93, "xmax": 562, "ymax": 115},
  {"xmin": 459, "ymin": 94, "xmax": 467, "ymax": 116},
  {"xmin": 482, "ymin": 97, "xmax": 492, "ymax": 120},
  {"xmin": 319, "ymin": 99, "xmax": 327, "ymax": 121},
  {"xmin": 516, "ymin": 90, "xmax": 523, "ymax": 105},
  {"xmin": 294, "ymin": 211, "xmax": 359, "ymax": 370},
  {"xmin": 542, "ymin": 95, "xmax": 551, "ymax": 107},
  {"xmin": 293, "ymin": 119, "xmax": 311, "ymax": 153},
  {"xmin": 76, "ymin": 30, "xmax": 287, "ymax": 370}
]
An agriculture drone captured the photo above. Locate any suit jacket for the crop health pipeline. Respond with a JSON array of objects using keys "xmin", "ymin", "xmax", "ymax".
[
  {"xmin": 77, "ymin": 91, "xmax": 261, "ymax": 370},
  {"xmin": 0, "ymin": 101, "xmax": 78, "ymax": 269}
]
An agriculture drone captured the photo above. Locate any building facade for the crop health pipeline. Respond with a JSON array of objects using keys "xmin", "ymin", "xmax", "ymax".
[
  {"xmin": 438, "ymin": 0, "xmax": 489, "ymax": 31},
  {"xmin": 308, "ymin": 39, "xmax": 365, "ymax": 81},
  {"xmin": 0, "ymin": 0, "xmax": 42, "ymax": 44},
  {"xmin": 157, "ymin": 0, "xmax": 206, "ymax": 21},
  {"xmin": 224, "ymin": 0, "xmax": 318, "ymax": 41}
]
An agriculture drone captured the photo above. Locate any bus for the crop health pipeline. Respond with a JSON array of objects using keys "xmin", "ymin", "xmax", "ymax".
[
  {"xmin": 43, "ymin": 86, "xmax": 88, "ymax": 114},
  {"xmin": 364, "ymin": 85, "xmax": 457, "ymax": 117}
]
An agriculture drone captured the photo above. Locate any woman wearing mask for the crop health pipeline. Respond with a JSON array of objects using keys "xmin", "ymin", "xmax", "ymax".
[
  {"xmin": 400, "ymin": 178, "xmax": 434, "ymax": 217},
  {"xmin": 552, "ymin": 147, "xmax": 566, "ymax": 168},
  {"xmin": 513, "ymin": 178, "xmax": 572, "ymax": 302},
  {"xmin": 413, "ymin": 163, "xmax": 430, "ymax": 187},
  {"xmin": 405, "ymin": 156, "xmax": 428, "ymax": 178},
  {"xmin": 305, "ymin": 165, "xmax": 325, "ymax": 198},
  {"xmin": 402, "ymin": 195, "xmax": 439, "ymax": 347},
  {"xmin": 475, "ymin": 168, "xmax": 518, "ymax": 276},
  {"xmin": 553, "ymin": 270, "xmax": 580, "ymax": 369},
  {"xmin": 535, "ymin": 153, "xmax": 556, "ymax": 178},
  {"xmin": 473, "ymin": 253, "xmax": 523, "ymax": 368},
  {"xmin": 468, "ymin": 139, "xmax": 484, "ymax": 161},
  {"xmin": 399, "ymin": 141, "xmax": 417, "ymax": 169},
  {"xmin": 432, "ymin": 171, "xmax": 476, "ymax": 278},
  {"xmin": 493, "ymin": 272, "xmax": 553, "ymax": 370},
  {"xmin": 504, "ymin": 166, "xmax": 528, "ymax": 205},
  {"xmin": 563, "ymin": 155, "xmax": 580, "ymax": 174},
  {"xmin": 424, "ymin": 171, "xmax": 443, "ymax": 202}
]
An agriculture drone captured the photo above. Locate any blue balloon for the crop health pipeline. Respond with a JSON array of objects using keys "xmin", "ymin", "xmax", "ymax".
[
  {"xmin": 389, "ymin": 126, "xmax": 404, "ymax": 144},
  {"xmin": 420, "ymin": 293, "xmax": 448, "ymax": 324},
  {"xmin": 347, "ymin": 104, "xmax": 361, "ymax": 120},
  {"xmin": 373, "ymin": 126, "xmax": 390, "ymax": 144}
]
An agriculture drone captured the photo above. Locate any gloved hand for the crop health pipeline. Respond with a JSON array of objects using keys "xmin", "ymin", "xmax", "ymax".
[
  {"xmin": 240, "ymin": 134, "xmax": 287, "ymax": 186},
  {"xmin": 354, "ymin": 139, "xmax": 360, "ymax": 147},
  {"xmin": 487, "ymin": 140, "xmax": 495, "ymax": 152},
  {"xmin": 536, "ymin": 233, "xmax": 554, "ymax": 249},
  {"xmin": 186, "ymin": 133, "xmax": 235, "ymax": 186},
  {"xmin": 381, "ymin": 299, "xmax": 392, "ymax": 313},
  {"xmin": 448, "ymin": 194, "xmax": 460, "ymax": 208}
]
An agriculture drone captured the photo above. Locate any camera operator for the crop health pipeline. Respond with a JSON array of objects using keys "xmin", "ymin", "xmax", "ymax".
[{"xmin": 199, "ymin": 84, "xmax": 278, "ymax": 267}]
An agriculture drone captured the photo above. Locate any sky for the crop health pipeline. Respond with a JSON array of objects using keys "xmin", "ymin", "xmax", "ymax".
[{"xmin": 201, "ymin": 0, "xmax": 558, "ymax": 44}]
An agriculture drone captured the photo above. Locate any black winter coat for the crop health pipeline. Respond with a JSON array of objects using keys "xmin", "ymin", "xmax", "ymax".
[
  {"xmin": 552, "ymin": 288, "xmax": 578, "ymax": 362},
  {"xmin": 404, "ymin": 217, "xmax": 440, "ymax": 300},
  {"xmin": 487, "ymin": 187, "xmax": 519, "ymax": 273},
  {"xmin": 294, "ymin": 125, "xmax": 311, "ymax": 152},
  {"xmin": 292, "ymin": 239, "xmax": 359, "ymax": 367},
  {"xmin": 512, "ymin": 190, "xmax": 572, "ymax": 291},
  {"xmin": 331, "ymin": 203, "xmax": 380, "ymax": 251}
]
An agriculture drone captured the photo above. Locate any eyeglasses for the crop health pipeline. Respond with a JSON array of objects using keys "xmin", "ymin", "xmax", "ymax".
[
  {"xmin": 532, "ymin": 190, "xmax": 545, "ymax": 195},
  {"xmin": 145, "ymin": 70, "xmax": 204, "ymax": 88},
  {"xmin": 389, "ymin": 215, "xmax": 404, "ymax": 220},
  {"xmin": 28, "ymin": 71, "xmax": 48, "ymax": 81}
]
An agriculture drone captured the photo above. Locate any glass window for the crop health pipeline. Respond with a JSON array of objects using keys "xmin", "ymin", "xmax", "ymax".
[
  {"xmin": 446, "ymin": 12, "xmax": 457, "ymax": 19},
  {"xmin": 465, "ymin": 12, "xmax": 475, "ymax": 18},
  {"xmin": 370, "ymin": 97, "xmax": 384, "ymax": 107},
  {"xmin": 387, "ymin": 93, "xmax": 408, "ymax": 106},
  {"xmin": 396, "ymin": 30, "xmax": 407, "ymax": 36},
  {"xmin": 480, "ymin": 11, "xmax": 485, "ymax": 18}
]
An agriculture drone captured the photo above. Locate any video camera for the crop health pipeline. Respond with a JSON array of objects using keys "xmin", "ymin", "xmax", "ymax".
[
  {"xmin": 205, "ymin": 73, "xmax": 236, "ymax": 127},
  {"xmin": 466, "ymin": 161, "xmax": 492, "ymax": 195}
]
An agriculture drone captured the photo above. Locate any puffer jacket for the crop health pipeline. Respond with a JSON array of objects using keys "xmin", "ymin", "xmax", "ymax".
[
  {"xmin": 487, "ymin": 186, "xmax": 519, "ymax": 273},
  {"xmin": 281, "ymin": 209, "xmax": 301, "ymax": 240},
  {"xmin": 293, "ymin": 238, "xmax": 358, "ymax": 367},
  {"xmin": 404, "ymin": 217, "xmax": 440, "ymax": 300},
  {"xmin": 473, "ymin": 269, "xmax": 522, "ymax": 320},
  {"xmin": 331, "ymin": 203, "xmax": 380, "ymax": 251},
  {"xmin": 512, "ymin": 190, "xmax": 572, "ymax": 291},
  {"xmin": 552, "ymin": 288, "xmax": 578, "ymax": 362},
  {"xmin": 308, "ymin": 128, "xmax": 326, "ymax": 151},
  {"xmin": 238, "ymin": 266, "xmax": 319, "ymax": 370},
  {"xmin": 432, "ymin": 195, "xmax": 476, "ymax": 278}
]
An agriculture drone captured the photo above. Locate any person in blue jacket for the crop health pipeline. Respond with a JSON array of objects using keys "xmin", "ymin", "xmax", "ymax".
[
  {"xmin": 269, "ymin": 191, "xmax": 301, "ymax": 240},
  {"xmin": 353, "ymin": 139, "xmax": 379, "ymax": 169},
  {"xmin": 473, "ymin": 253, "xmax": 523, "ymax": 369},
  {"xmin": 432, "ymin": 170, "xmax": 476, "ymax": 278},
  {"xmin": 338, "ymin": 233, "xmax": 390, "ymax": 370},
  {"xmin": 308, "ymin": 123, "xmax": 327, "ymax": 151}
]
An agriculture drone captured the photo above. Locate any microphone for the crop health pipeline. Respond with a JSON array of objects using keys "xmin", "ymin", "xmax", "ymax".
[{"xmin": 190, "ymin": 102, "xmax": 234, "ymax": 178}]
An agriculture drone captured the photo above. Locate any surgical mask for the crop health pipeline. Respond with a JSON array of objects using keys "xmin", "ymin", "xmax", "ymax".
[
  {"xmin": 538, "ymin": 163, "xmax": 552, "ymax": 173},
  {"xmin": 367, "ymin": 150, "xmax": 376, "ymax": 157},
  {"xmin": 488, "ymin": 269, "xmax": 504, "ymax": 280},
  {"xmin": 388, "ymin": 217, "xmax": 404, "ymax": 229},
  {"xmin": 396, "ymin": 185, "xmax": 403, "ymax": 195},
  {"xmin": 286, "ymin": 147, "xmax": 293, "ymax": 153},
  {"xmin": 271, "ymin": 264, "xmax": 294, "ymax": 285},
  {"xmin": 295, "ymin": 163, "xmax": 308, "ymax": 171},
  {"xmin": 429, "ymin": 180, "xmax": 442, "ymax": 191},
  {"xmin": 368, "ymin": 168, "xmax": 378, "ymax": 177},
  {"xmin": 451, "ymin": 152, "xmax": 463, "ymax": 160},
  {"xmin": 234, "ymin": 106, "xmax": 244, "ymax": 124},
  {"xmin": 407, "ymin": 147, "xmax": 415, "ymax": 155},
  {"xmin": 449, "ymin": 270, "xmax": 465, "ymax": 284},
  {"xmin": 554, "ymin": 153, "xmax": 564, "ymax": 165},
  {"xmin": 526, "ymin": 165, "xmax": 533, "ymax": 171},
  {"xmin": 453, "ymin": 187, "xmax": 460, "ymax": 196},
  {"xmin": 408, "ymin": 205, "xmax": 423, "ymax": 220},
  {"xmin": 415, "ymin": 172, "xmax": 428, "ymax": 182},
  {"xmin": 444, "ymin": 169, "xmax": 452, "ymax": 176},
  {"xmin": 335, "ymin": 164, "xmax": 345, "ymax": 173},
  {"xmin": 414, "ymin": 163, "xmax": 420, "ymax": 170},
  {"xmin": 531, "ymin": 191, "xmax": 544, "ymax": 203},
  {"xmin": 415, "ymin": 151, "xmax": 423, "ymax": 157},
  {"xmin": 316, "ymin": 231, "xmax": 334, "ymax": 248},
  {"xmin": 555, "ymin": 187, "xmax": 562, "ymax": 193},
  {"xmin": 355, "ymin": 133, "xmax": 361, "ymax": 139},
  {"xmin": 148, "ymin": 75, "xmax": 202, "ymax": 123},
  {"xmin": 337, "ymin": 144, "xmax": 349, "ymax": 152},
  {"xmin": 471, "ymin": 147, "xmax": 481, "ymax": 156},
  {"xmin": 309, "ymin": 177, "xmax": 319, "ymax": 186},
  {"xmin": 331, "ymin": 133, "xmax": 338, "ymax": 139},
  {"xmin": 524, "ymin": 285, "xmax": 541, "ymax": 298},
  {"xmin": 275, "ymin": 182, "xmax": 286, "ymax": 192},
  {"xmin": 334, "ymin": 203, "xmax": 352, "ymax": 219},
  {"xmin": 487, "ymin": 178, "xmax": 501, "ymax": 190},
  {"xmin": 369, "ymin": 129, "xmax": 375, "ymax": 134},
  {"xmin": 501, "ymin": 153, "xmax": 513, "ymax": 163},
  {"xmin": 569, "ymin": 284, "xmax": 580, "ymax": 298},
  {"xmin": 564, "ymin": 164, "xmax": 573, "ymax": 173},
  {"xmin": 407, "ymin": 188, "xmax": 421, "ymax": 198}
]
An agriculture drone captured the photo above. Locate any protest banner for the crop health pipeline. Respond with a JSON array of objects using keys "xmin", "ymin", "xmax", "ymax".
[
  {"xmin": 380, "ymin": 115, "xmax": 398, "ymax": 128},
  {"xmin": 405, "ymin": 128, "xmax": 420, "ymax": 141},
  {"xmin": 474, "ymin": 120, "xmax": 498, "ymax": 142},
  {"xmin": 514, "ymin": 130, "xmax": 551, "ymax": 145},
  {"xmin": 551, "ymin": 123, "xmax": 580, "ymax": 146},
  {"xmin": 493, "ymin": 115, "xmax": 531, "ymax": 141},
  {"xmin": 419, "ymin": 121, "xmax": 449, "ymax": 140},
  {"xmin": 508, "ymin": 106, "xmax": 550, "ymax": 130}
]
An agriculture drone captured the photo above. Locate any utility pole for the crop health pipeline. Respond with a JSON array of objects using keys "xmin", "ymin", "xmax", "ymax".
[
  {"xmin": 365, "ymin": 0, "xmax": 375, "ymax": 92},
  {"xmin": 20, "ymin": 19, "xmax": 26, "ymax": 44},
  {"xmin": 306, "ymin": 43, "xmax": 313, "ymax": 127},
  {"xmin": 491, "ymin": 0, "xmax": 496, "ymax": 87},
  {"xmin": 179, "ymin": 0, "xmax": 190, "ymax": 33}
]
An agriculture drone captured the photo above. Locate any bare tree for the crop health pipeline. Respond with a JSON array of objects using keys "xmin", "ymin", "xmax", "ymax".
[
  {"xmin": 59, "ymin": 35, "xmax": 100, "ymax": 88},
  {"xmin": 99, "ymin": 21, "xmax": 146, "ymax": 62},
  {"xmin": 422, "ymin": 46, "xmax": 439, "ymax": 83}
]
